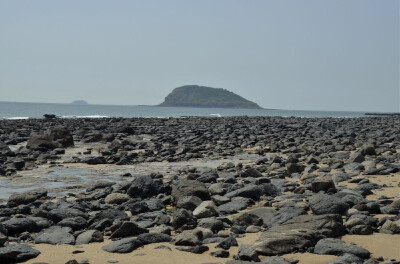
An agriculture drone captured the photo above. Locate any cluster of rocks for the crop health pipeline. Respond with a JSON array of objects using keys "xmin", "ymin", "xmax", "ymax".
[{"xmin": 0, "ymin": 116, "xmax": 399, "ymax": 263}]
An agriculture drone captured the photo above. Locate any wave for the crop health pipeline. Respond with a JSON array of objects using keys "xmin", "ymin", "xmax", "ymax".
[
  {"xmin": 61, "ymin": 115, "xmax": 109, "ymax": 119},
  {"xmin": 3, "ymin": 116, "xmax": 30, "ymax": 120}
]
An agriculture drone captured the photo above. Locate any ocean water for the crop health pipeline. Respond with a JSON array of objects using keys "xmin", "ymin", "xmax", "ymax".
[{"xmin": 0, "ymin": 101, "xmax": 368, "ymax": 119}]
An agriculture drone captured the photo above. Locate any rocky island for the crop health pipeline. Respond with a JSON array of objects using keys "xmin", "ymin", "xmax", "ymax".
[
  {"xmin": 159, "ymin": 85, "xmax": 262, "ymax": 109},
  {"xmin": 71, "ymin": 100, "xmax": 88, "ymax": 105}
]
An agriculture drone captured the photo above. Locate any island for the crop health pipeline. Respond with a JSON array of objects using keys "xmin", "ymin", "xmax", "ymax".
[
  {"xmin": 71, "ymin": 100, "xmax": 88, "ymax": 105},
  {"xmin": 159, "ymin": 85, "xmax": 262, "ymax": 109}
]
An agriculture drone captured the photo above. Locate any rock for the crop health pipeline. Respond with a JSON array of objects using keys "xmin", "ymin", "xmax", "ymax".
[
  {"xmin": 211, "ymin": 249, "xmax": 229, "ymax": 258},
  {"xmin": 215, "ymin": 236, "xmax": 238, "ymax": 250},
  {"xmin": 50, "ymin": 127, "xmax": 74, "ymax": 147},
  {"xmin": 246, "ymin": 207, "xmax": 277, "ymax": 225},
  {"xmin": 268, "ymin": 207, "xmax": 306, "ymax": 227},
  {"xmin": 224, "ymin": 184, "xmax": 263, "ymax": 200},
  {"xmin": 110, "ymin": 221, "xmax": 148, "ymax": 239},
  {"xmin": 172, "ymin": 229, "xmax": 203, "ymax": 246},
  {"xmin": 0, "ymin": 244, "xmax": 40, "ymax": 262},
  {"xmin": 104, "ymin": 193, "xmax": 131, "ymax": 204},
  {"xmin": 171, "ymin": 180, "xmax": 211, "ymax": 203},
  {"xmin": 246, "ymin": 225, "xmax": 261, "ymax": 233},
  {"xmin": 35, "ymin": 226, "xmax": 75, "ymax": 245},
  {"xmin": 26, "ymin": 132, "xmax": 56, "ymax": 150},
  {"xmin": 261, "ymin": 256, "xmax": 298, "ymax": 264},
  {"xmin": 233, "ymin": 213, "xmax": 263, "ymax": 227},
  {"xmin": 198, "ymin": 218, "xmax": 224, "ymax": 233},
  {"xmin": 102, "ymin": 238, "xmax": 143, "ymax": 253},
  {"xmin": 237, "ymin": 244, "xmax": 260, "ymax": 262},
  {"xmin": 0, "ymin": 232, "xmax": 7, "ymax": 247},
  {"xmin": 241, "ymin": 168, "xmax": 262, "ymax": 178},
  {"xmin": 127, "ymin": 176, "xmax": 159, "ymax": 199},
  {"xmin": 176, "ymin": 245, "xmax": 209, "ymax": 254},
  {"xmin": 380, "ymin": 220, "xmax": 400, "ymax": 234},
  {"xmin": 327, "ymin": 253, "xmax": 364, "ymax": 264},
  {"xmin": 137, "ymin": 233, "xmax": 172, "ymax": 245},
  {"xmin": 314, "ymin": 238, "xmax": 370, "ymax": 258},
  {"xmin": 7, "ymin": 190, "xmax": 47, "ymax": 206},
  {"xmin": 75, "ymin": 230, "xmax": 104, "ymax": 245},
  {"xmin": 311, "ymin": 176, "xmax": 336, "ymax": 193},
  {"xmin": 177, "ymin": 196, "xmax": 203, "ymax": 211},
  {"xmin": 47, "ymin": 208, "xmax": 87, "ymax": 223},
  {"xmin": 253, "ymin": 214, "xmax": 344, "ymax": 255},
  {"xmin": 350, "ymin": 225, "xmax": 373, "ymax": 235},
  {"xmin": 362, "ymin": 145, "xmax": 376, "ymax": 156},
  {"xmin": 349, "ymin": 152, "xmax": 365, "ymax": 163},
  {"xmin": 308, "ymin": 194, "xmax": 348, "ymax": 215},
  {"xmin": 172, "ymin": 208, "xmax": 197, "ymax": 230},
  {"xmin": 286, "ymin": 163, "xmax": 305, "ymax": 174},
  {"xmin": 3, "ymin": 217, "xmax": 39, "ymax": 234},
  {"xmin": 0, "ymin": 141, "xmax": 12, "ymax": 155},
  {"xmin": 193, "ymin": 201, "xmax": 219, "ymax": 218},
  {"xmin": 58, "ymin": 217, "xmax": 87, "ymax": 231},
  {"xmin": 218, "ymin": 197, "xmax": 252, "ymax": 214}
]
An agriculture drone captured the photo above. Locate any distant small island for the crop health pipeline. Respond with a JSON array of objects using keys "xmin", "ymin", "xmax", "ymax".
[
  {"xmin": 71, "ymin": 100, "xmax": 88, "ymax": 105},
  {"xmin": 159, "ymin": 85, "xmax": 262, "ymax": 109}
]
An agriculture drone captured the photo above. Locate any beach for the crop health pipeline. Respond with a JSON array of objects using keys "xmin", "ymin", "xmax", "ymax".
[{"xmin": 0, "ymin": 116, "xmax": 399, "ymax": 264}]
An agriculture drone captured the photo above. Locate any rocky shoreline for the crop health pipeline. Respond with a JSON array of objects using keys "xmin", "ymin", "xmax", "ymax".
[{"xmin": 0, "ymin": 116, "xmax": 399, "ymax": 264}]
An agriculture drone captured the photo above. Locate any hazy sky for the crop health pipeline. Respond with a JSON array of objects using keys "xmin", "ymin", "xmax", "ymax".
[{"xmin": 1, "ymin": 0, "xmax": 399, "ymax": 112}]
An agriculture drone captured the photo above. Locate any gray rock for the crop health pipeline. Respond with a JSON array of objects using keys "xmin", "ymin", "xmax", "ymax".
[
  {"xmin": 137, "ymin": 233, "xmax": 172, "ymax": 245},
  {"xmin": 58, "ymin": 216, "xmax": 87, "ymax": 231},
  {"xmin": 0, "ymin": 244, "xmax": 40, "ymax": 262},
  {"xmin": 314, "ymin": 238, "xmax": 370, "ymax": 258},
  {"xmin": 75, "ymin": 230, "xmax": 104, "ymax": 245},
  {"xmin": 311, "ymin": 176, "xmax": 336, "ymax": 193},
  {"xmin": 171, "ymin": 180, "xmax": 211, "ymax": 203},
  {"xmin": 7, "ymin": 190, "xmax": 47, "ymax": 206},
  {"xmin": 102, "ymin": 238, "xmax": 143, "ymax": 253},
  {"xmin": 268, "ymin": 207, "xmax": 306, "ymax": 227},
  {"xmin": 246, "ymin": 207, "xmax": 277, "ymax": 225},
  {"xmin": 35, "ymin": 226, "xmax": 75, "ymax": 245},
  {"xmin": 238, "ymin": 244, "xmax": 260, "ymax": 262},
  {"xmin": 308, "ymin": 194, "xmax": 348, "ymax": 215},
  {"xmin": 110, "ymin": 221, "xmax": 148, "ymax": 239},
  {"xmin": 172, "ymin": 208, "xmax": 197, "ymax": 230},
  {"xmin": 327, "ymin": 253, "xmax": 364, "ymax": 264},
  {"xmin": 233, "ymin": 213, "xmax": 263, "ymax": 227},
  {"xmin": 3, "ymin": 217, "xmax": 39, "ymax": 234},
  {"xmin": 193, "ymin": 201, "xmax": 219, "ymax": 218},
  {"xmin": 197, "ymin": 218, "xmax": 224, "ymax": 233},
  {"xmin": 104, "ymin": 193, "xmax": 130, "ymax": 204},
  {"xmin": 218, "ymin": 197, "xmax": 252, "ymax": 214},
  {"xmin": 0, "ymin": 232, "xmax": 7, "ymax": 247},
  {"xmin": 224, "ymin": 184, "xmax": 263, "ymax": 200},
  {"xmin": 261, "ymin": 256, "xmax": 298, "ymax": 264},
  {"xmin": 349, "ymin": 152, "xmax": 365, "ymax": 163},
  {"xmin": 254, "ymin": 214, "xmax": 344, "ymax": 255},
  {"xmin": 216, "ymin": 236, "xmax": 238, "ymax": 250},
  {"xmin": 211, "ymin": 249, "xmax": 229, "ymax": 258},
  {"xmin": 172, "ymin": 229, "xmax": 203, "ymax": 246},
  {"xmin": 350, "ymin": 225, "xmax": 373, "ymax": 235},
  {"xmin": 176, "ymin": 196, "xmax": 202, "ymax": 211}
]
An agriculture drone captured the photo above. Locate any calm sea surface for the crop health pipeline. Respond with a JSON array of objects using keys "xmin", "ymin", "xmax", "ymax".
[{"xmin": 0, "ymin": 101, "xmax": 368, "ymax": 119}]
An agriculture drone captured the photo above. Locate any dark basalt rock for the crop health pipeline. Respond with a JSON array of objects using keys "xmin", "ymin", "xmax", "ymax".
[{"xmin": 0, "ymin": 244, "xmax": 40, "ymax": 262}]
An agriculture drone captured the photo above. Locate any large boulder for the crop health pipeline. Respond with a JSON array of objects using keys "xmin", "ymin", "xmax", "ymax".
[
  {"xmin": 193, "ymin": 201, "xmax": 219, "ymax": 218},
  {"xmin": 308, "ymin": 194, "xmax": 348, "ymax": 215},
  {"xmin": 314, "ymin": 238, "xmax": 370, "ymax": 259},
  {"xmin": 253, "ymin": 214, "xmax": 344, "ymax": 255},
  {"xmin": 171, "ymin": 180, "xmax": 211, "ymax": 203},
  {"xmin": 34, "ymin": 226, "xmax": 75, "ymax": 245},
  {"xmin": 102, "ymin": 238, "xmax": 143, "ymax": 253},
  {"xmin": 50, "ymin": 126, "xmax": 74, "ymax": 147},
  {"xmin": 0, "ymin": 244, "xmax": 40, "ymax": 262},
  {"xmin": 126, "ymin": 176, "xmax": 159, "ymax": 199},
  {"xmin": 75, "ymin": 230, "xmax": 104, "ymax": 245},
  {"xmin": 110, "ymin": 221, "xmax": 148, "ymax": 239},
  {"xmin": 224, "ymin": 185, "xmax": 263, "ymax": 200},
  {"xmin": 7, "ymin": 190, "xmax": 47, "ymax": 206},
  {"xmin": 26, "ymin": 132, "xmax": 56, "ymax": 150}
]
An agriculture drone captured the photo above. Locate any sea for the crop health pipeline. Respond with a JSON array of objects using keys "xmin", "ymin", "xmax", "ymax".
[{"xmin": 0, "ymin": 101, "xmax": 369, "ymax": 120}]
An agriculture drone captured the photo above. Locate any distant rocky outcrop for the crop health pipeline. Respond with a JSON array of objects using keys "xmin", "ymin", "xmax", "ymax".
[
  {"xmin": 71, "ymin": 100, "xmax": 88, "ymax": 105},
  {"xmin": 159, "ymin": 85, "xmax": 262, "ymax": 109}
]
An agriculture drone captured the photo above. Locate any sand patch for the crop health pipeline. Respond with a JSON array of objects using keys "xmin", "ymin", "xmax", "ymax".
[
  {"xmin": 282, "ymin": 252, "xmax": 336, "ymax": 264},
  {"xmin": 342, "ymin": 233, "xmax": 400, "ymax": 260}
]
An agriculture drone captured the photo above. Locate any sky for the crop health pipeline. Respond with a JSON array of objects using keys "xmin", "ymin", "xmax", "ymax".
[{"xmin": 0, "ymin": 0, "xmax": 399, "ymax": 112}]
